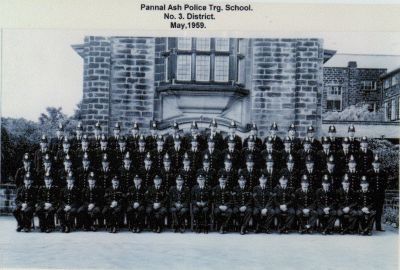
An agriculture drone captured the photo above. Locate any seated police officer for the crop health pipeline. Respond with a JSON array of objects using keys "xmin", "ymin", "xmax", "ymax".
[
  {"xmin": 252, "ymin": 173, "xmax": 275, "ymax": 233},
  {"xmin": 316, "ymin": 177, "xmax": 337, "ymax": 235},
  {"xmin": 191, "ymin": 173, "xmax": 211, "ymax": 233},
  {"xmin": 57, "ymin": 172, "xmax": 81, "ymax": 233},
  {"xmin": 13, "ymin": 172, "xmax": 37, "ymax": 232},
  {"xmin": 145, "ymin": 175, "xmax": 168, "ymax": 233},
  {"xmin": 126, "ymin": 174, "xmax": 146, "ymax": 233},
  {"xmin": 274, "ymin": 175, "xmax": 296, "ymax": 234},
  {"xmin": 212, "ymin": 173, "xmax": 233, "ymax": 234},
  {"xmin": 36, "ymin": 173, "xmax": 59, "ymax": 233},
  {"xmin": 78, "ymin": 172, "xmax": 104, "ymax": 231},
  {"xmin": 102, "ymin": 176, "xmax": 125, "ymax": 233},
  {"xmin": 295, "ymin": 175, "xmax": 317, "ymax": 234},
  {"xmin": 233, "ymin": 174, "xmax": 253, "ymax": 235},
  {"xmin": 169, "ymin": 174, "xmax": 190, "ymax": 233},
  {"xmin": 336, "ymin": 175, "xmax": 357, "ymax": 235},
  {"xmin": 356, "ymin": 177, "xmax": 376, "ymax": 236}
]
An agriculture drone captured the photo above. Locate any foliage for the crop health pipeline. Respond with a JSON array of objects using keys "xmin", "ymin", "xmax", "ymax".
[
  {"xmin": 324, "ymin": 104, "xmax": 385, "ymax": 121},
  {"xmin": 384, "ymin": 207, "xmax": 399, "ymax": 228},
  {"xmin": 369, "ymin": 138, "xmax": 399, "ymax": 190}
]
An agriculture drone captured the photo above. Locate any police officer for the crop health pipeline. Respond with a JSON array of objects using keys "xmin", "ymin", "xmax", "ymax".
[
  {"xmin": 108, "ymin": 122, "xmax": 122, "ymax": 150},
  {"xmin": 146, "ymin": 121, "xmax": 159, "ymax": 151},
  {"xmin": 263, "ymin": 154, "xmax": 279, "ymax": 189},
  {"xmin": 76, "ymin": 152, "xmax": 96, "ymax": 190},
  {"xmin": 145, "ymin": 175, "xmax": 168, "ymax": 233},
  {"xmin": 348, "ymin": 125, "xmax": 360, "ymax": 153},
  {"xmin": 169, "ymin": 174, "xmax": 190, "ymax": 233},
  {"xmin": 186, "ymin": 121, "xmax": 207, "ymax": 152},
  {"xmin": 241, "ymin": 135, "xmax": 262, "ymax": 169},
  {"xmin": 301, "ymin": 155, "xmax": 320, "ymax": 191},
  {"xmin": 265, "ymin": 122, "xmax": 283, "ymax": 151},
  {"xmin": 358, "ymin": 136, "xmax": 373, "ymax": 173},
  {"xmin": 78, "ymin": 172, "xmax": 103, "ymax": 231},
  {"xmin": 160, "ymin": 153, "xmax": 176, "ymax": 191},
  {"xmin": 114, "ymin": 136, "xmax": 129, "ymax": 168},
  {"xmin": 34, "ymin": 135, "xmax": 52, "ymax": 172},
  {"xmin": 322, "ymin": 156, "xmax": 341, "ymax": 191},
  {"xmin": 139, "ymin": 152, "xmax": 157, "ymax": 188},
  {"xmin": 306, "ymin": 126, "xmax": 322, "ymax": 152},
  {"xmin": 207, "ymin": 118, "xmax": 225, "ymax": 151},
  {"xmin": 75, "ymin": 135, "xmax": 93, "ymax": 168},
  {"xmin": 36, "ymin": 173, "xmax": 59, "ymax": 233},
  {"xmin": 71, "ymin": 122, "xmax": 84, "ymax": 151},
  {"xmin": 336, "ymin": 175, "xmax": 358, "ymax": 234},
  {"xmin": 58, "ymin": 154, "xmax": 75, "ymax": 188},
  {"xmin": 317, "ymin": 137, "xmax": 334, "ymax": 172},
  {"xmin": 169, "ymin": 134, "xmax": 185, "ymax": 170},
  {"xmin": 98, "ymin": 154, "xmax": 114, "ymax": 190},
  {"xmin": 346, "ymin": 155, "xmax": 360, "ymax": 192},
  {"xmin": 262, "ymin": 137, "xmax": 280, "ymax": 169},
  {"xmin": 50, "ymin": 123, "xmax": 65, "ymax": 154},
  {"xmin": 178, "ymin": 153, "xmax": 196, "ymax": 189},
  {"xmin": 94, "ymin": 134, "xmax": 115, "ymax": 170},
  {"xmin": 13, "ymin": 173, "xmax": 37, "ymax": 232},
  {"xmin": 222, "ymin": 135, "xmax": 241, "ymax": 169},
  {"xmin": 196, "ymin": 154, "xmax": 217, "ymax": 189},
  {"xmin": 295, "ymin": 175, "xmax": 317, "ymax": 234},
  {"xmin": 15, "ymin": 153, "xmax": 36, "ymax": 187},
  {"xmin": 218, "ymin": 154, "xmax": 238, "ymax": 190},
  {"xmin": 55, "ymin": 137, "xmax": 75, "ymax": 170},
  {"xmin": 368, "ymin": 155, "xmax": 387, "ymax": 231},
  {"xmin": 102, "ymin": 176, "xmax": 125, "ymax": 233},
  {"xmin": 57, "ymin": 172, "xmax": 81, "ymax": 233},
  {"xmin": 90, "ymin": 122, "xmax": 102, "ymax": 150},
  {"xmin": 191, "ymin": 173, "xmax": 211, "ymax": 233},
  {"xmin": 126, "ymin": 174, "xmax": 146, "ymax": 233},
  {"xmin": 316, "ymin": 177, "xmax": 337, "ymax": 235},
  {"xmin": 233, "ymin": 174, "xmax": 253, "ymax": 235},
  {"xmin": 327, "ymin": 125, "xmax": 341, "ymax": 153},
  {"xmin": 280, "ymin": 154, "xmax": 300, "ymax": 190},
  {"xmin": 297, "ymin": 137, "xmax": 317, "ymax": 171},
  {"xmin": 127, "ymin": 122, "xmax": 140, "ymax": 152},
  {"xmin": 243, "ymin": 122, "xmax": 264, "ymax": 150},
  {"xmin": 252, "ymin": 173, "xmax": 275, "ymax": 233},
  {"xmin": 118, "ymin": 152, "xmax": 135, "ymax": 192},
  {"xmin": 224, "ymin": 120, "xmax": 242, "ymax": 151},
  {"xmin": 133, "ymin": 135, "xmax": 148, "ymax": 168},
  {"xmin": 240, "ymin": 155, "xmax": 261, "ymax": 191},
  {"xmin": 212, "ymin": 173, "xmax": 233, "ymax": 234},
  {"xmin": 356, "ymin": 177, "xmax": 376, "ymax": 236},
  {"xmin": 274, "ymin": 175, "xmax": 296, "ymax": 234},
  {"xmin": 37, "ymin": 154, "xmax": 56, "ymax": 186},
  {"xmin": 165, "ymin": 121, "xmax": 180, "ymax": 151},
  {"xmin": 187, "ymin": 136, "xmax": 203, "ymax": 172},
  {"xmin": 287, "ymin": 123, "xmax": 302, "ymax": 153},
  {"xmin": 203, "ymin": 136, "xmax": 222, "ymax": 172}
]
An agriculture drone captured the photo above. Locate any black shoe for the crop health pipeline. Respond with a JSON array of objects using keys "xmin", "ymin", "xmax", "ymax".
[
  {"xmin": 156, "ymin": 226, "xmax": 161, "ymax": 233},
  {"xmin": 376, "ymin": 228, "xmax": 385, "ymax": 232},
  {"xmin": 112, "ymin": 227, "xmax": 117, "ymax": 233},
  {"xmin": 91, "ymin": 226, "xmax": 97, "ymax": 232},
  {"xmin": 46, "ymin": 228, "xmax": 52, "ymax": 233},
  {"xmin": 219, "ymin": 226, "xmax": 225, "ymax": 234},
  {"xmin": 368, "ymin": 231, "xmax": 372, "ymax": 236},
  {"xmin": 240, "ymin": 227, "xmax": 246, "ymax": 235},
  {"xmin": 23, "ymin": 227, "xmax": 30, "ymax": 233},
  {"xmin": 40, "ymin": 227, "xmax": 46, "ymax": 233},
  {"xmin": 16, "ymin": 226, "xmax": 23, "ymax": 232},
  {"xmin": 136, "ymin": 227, "xmax": 142, "ymax": 233},
  {"xmin": 180, "ymin": 227, "xmax": 185, "ymax": 233},
  {"xmin": 65, "ymin": 226, "xmax": 70, "ymax": 233},
  {"xmin": 174, "ymin": 228, "xmax": 179, "ymax": 233}
]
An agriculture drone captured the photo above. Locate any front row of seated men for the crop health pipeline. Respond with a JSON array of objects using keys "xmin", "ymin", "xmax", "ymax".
[{"xmin": 13, "ymin": 169, "xmax": 378, "ymax": 236}]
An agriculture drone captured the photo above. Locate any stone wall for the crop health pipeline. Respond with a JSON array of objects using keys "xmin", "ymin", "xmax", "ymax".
[{"xmin": 250, "ymin": 38, "xmax": 324, "ymax": 137}]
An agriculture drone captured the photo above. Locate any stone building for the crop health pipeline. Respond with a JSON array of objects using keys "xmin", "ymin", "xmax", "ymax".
[
  {"xmin": 323, "ymin": 61, "xmax": 387, "ymax": 112},
  {"xmin": 381, "ymin": 67, "xmax": 400, "ymax": 122},
  {"xmin": 73, "ymin": 36, "xmax": 334, "ymax": 137}
]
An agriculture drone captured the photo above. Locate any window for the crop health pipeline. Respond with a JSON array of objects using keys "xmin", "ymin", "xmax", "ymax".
[
  {"xmin": 166, "ymin": 37, "xmax": 241, "ymax": 83},
  {"xmin": 398, "ymin": 97, "xmax": 400, "ymax": 119},
  {"xmin": 326, "ymin": 85, "xmax": 342, "ymax": 111},
  {"xmin": 391, "ymin": 99, "xmax": 396, "ymax": 121},
  {"xmin": 214, "ymin": 56, "xmax": 229, "ymax": 82},
  {"xmin": 195, "ymin": 55, "xmax": 210, "ymax": 81},
  {"xmin": 360, "ymin": 80, "xmax": 376, "ymax": 91},
  {"xmin": 384, "ymin": 78, "xmax": 391, "ymax": 89},
  {"xmin": 176, "ymin": 55, "xmax": 191, "ymax": 81},
  {"xmin": 386, "ymin": 100, "xmax": 392, "ymax": 120},
  {"xmin": 394, "ymin": 74, "xmax": 400, "ymax": 86},
  {"xmin": 196, "ymin": 38, "xmax": 210, "ymax": 51},
  {"xmin": 215, "ymin": 38, "xmax": 230, "ymax": 51},
  {"xmin": 327, "ymin": 100, "xmax": 341, "ymax": 111},
  {"xmin": 177, "ymin": 38, "xmax": 192, "ymax": 50}
]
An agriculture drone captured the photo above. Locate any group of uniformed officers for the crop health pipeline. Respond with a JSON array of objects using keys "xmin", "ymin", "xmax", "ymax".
[{"xmin": 12, "ymin": 119, "xmax": 387, "ymax": 236}]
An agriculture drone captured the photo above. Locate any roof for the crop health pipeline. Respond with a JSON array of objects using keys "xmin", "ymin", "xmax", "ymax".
[
  {"xmin": 380, "ymin": 67, "xmax": 400, "ymax": 79},
  {"xmin": 324, "ymin": 53, "xmax": 400, "ymax": 71}
]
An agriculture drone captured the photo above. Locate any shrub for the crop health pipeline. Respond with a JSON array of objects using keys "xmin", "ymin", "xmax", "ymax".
[{"xmin": 324, "ymin": 103, "xmax": 385, "ymax": 121}]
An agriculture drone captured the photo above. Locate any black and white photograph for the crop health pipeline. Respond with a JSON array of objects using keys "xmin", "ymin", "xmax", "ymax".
[{"xmin": 0, "ymin": 1, "xmax": 399, "ymax": 270}]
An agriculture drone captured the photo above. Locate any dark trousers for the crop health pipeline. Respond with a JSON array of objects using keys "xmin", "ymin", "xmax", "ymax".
[
  {"xmin": 317, "ymin": 208, "xmax": 337, "ymax": 232},
  {"xmin": 275, "ymin": 208, "xmax": 295, "ymax": 231},
  {"xmin": 36, "ymin": 206, "xmax": 56, "ymax": 230},
  {"xmin": 337, "ymin": 209, "xmax": 357, "ymax": 232},
  {"xmin": 356, "ymin": 210, "xmax": 376, "ymax": 233},
  {"xmin": 375, "ymin": 202, "xmax": 384, "ymax": 230},
  {"xmin": 296, "ymin": 209, "xmax": 317, "ymax": 230},
  {"xmin": 192, "ymin": 205, "xmax": 210, "ymax": 229},
  {"xmin": 77, "ymin": 204, "xmax": 101, "ymax": 228},
  {"xmin": 102, "ymin": 206, "xmax": 123, "ymax": 228},
  {"xmin": 13, "ymin": 206, "xmax": 34, "ymax": 229},
  {"xmin": 214, "ymin": 207, "xmax": 233, "ymax": 229},
  {"xmin": 233, "ymin": 206, "xmax": 252, "ymax": 229},
  {"xmin": 253, "ymin": 207, "xmax": 275, "ymax": 231},
  {"xmin": 170, "ymin": 207, "xmax": 189, "ymax": 228},
  {"xmin": 126, "ymin": 205, "xmax": 145, "ymax": 229},
  {"xmin": 146, "ymin": 206, "xmax": 167, "ymax": 229},
  {"xmin": 57, "ymin": 207, "xmax": 78, "ymax": 228}
]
